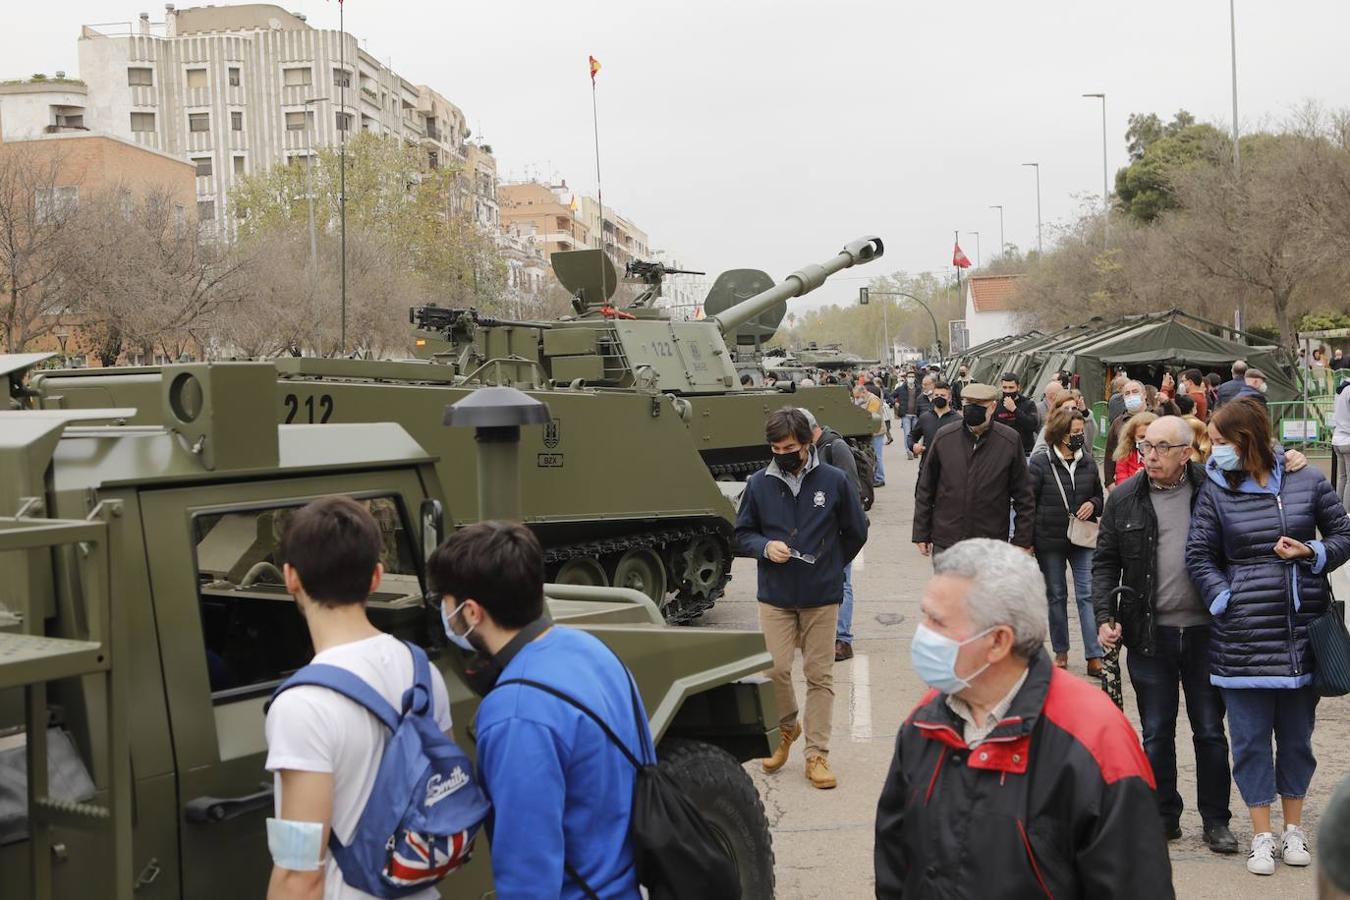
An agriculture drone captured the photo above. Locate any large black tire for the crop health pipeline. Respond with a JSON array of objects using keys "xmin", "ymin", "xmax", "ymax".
[{"xmin": 658, "ymin": 737, "xmax": 775, "ymax": 900}]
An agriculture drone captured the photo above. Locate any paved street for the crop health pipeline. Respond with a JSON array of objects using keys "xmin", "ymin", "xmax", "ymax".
[{"xmin": 704, "ymin": 436, "xmax": 1349, "ymax": 898}]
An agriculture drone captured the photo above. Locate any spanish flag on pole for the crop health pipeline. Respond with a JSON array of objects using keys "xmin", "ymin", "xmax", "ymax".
[{"xmin": 589, "ymin": 55, "xmax": 601, "ymax": 82}]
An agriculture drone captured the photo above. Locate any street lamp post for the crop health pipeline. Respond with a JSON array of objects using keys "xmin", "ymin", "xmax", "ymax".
[
  {"xmin": 303, "ymin": 96, "xmax": 327, "ymax": 271},
  {"xmin": 1229, "ymin": 0, "xmax": 1244, "ymax": 332},
  {"xmin": 964, "ymin": 231, "xmax": 981, "ymax": 268},
  {"xmin": 1022, "ymin": 162, "xmax": 1042, "ymax": 256},
  {"xmin": 1082, "ymin": 92, "xmax": 1108, "ymax": 249},
  {"xmin": 989, "ymin": 205, "xmax": 1005, "ymax": 259}
]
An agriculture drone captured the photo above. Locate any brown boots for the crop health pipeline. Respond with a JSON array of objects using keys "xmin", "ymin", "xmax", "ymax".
[
  {"xmin": 762, "ymin": 721, "xmax": 801, "ymax": 773},
  {"xmin": 763, "ymin": 723, "xmax": 837, "ymax": 789},
  {"xmin": 806, "ymin": 755, "xmax": 837, "ymax": 789}
]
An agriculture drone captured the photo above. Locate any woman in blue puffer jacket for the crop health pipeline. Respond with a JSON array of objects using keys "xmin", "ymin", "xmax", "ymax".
[{"xmin": 1187, "ymin": 398, "xmax": 1350, "ymax": 877}]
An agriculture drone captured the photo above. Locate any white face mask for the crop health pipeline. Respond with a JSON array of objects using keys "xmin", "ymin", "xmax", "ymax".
[{"xmin": 441, "ymin": 600, "xmax": 478, "ymax": 652}]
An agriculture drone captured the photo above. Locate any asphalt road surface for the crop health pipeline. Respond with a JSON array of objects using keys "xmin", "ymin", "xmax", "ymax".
[{"xmin": 703, "ymin": 436, "xmax": 1348, "ymax": 898}]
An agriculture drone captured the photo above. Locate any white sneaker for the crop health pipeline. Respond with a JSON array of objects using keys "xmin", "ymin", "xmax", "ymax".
[
  {"xmin": 1282, "ymin": 825, "xmax": 1312, "ymax": 867},
  {"xmin": 1247, "ymin": 832, "xmax": 1276, "ymax": 876}
]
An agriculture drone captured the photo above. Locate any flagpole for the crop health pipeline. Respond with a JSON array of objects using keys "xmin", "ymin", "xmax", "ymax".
[
  {"xmin": 338, "ymin": 0, "xmax": 347, "ymax": 355},
  {"xmin": 590, "ymin": 62, "xmax": 606, "ymax": 305}
]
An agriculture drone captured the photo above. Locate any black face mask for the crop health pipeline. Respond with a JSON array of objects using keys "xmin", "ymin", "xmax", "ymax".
[
  {"xmin": 1003, "ymin": 390, "xmax": 1018, "ymax": 399},
  {"xmin": 963, "ymin": 405, "xmax": 987, "ymax": 428},
  {"xmin": 933, "ymin": 396, "xmax": 949, "ymax": 410},
  {"xmin": 1067, "ymin": 434, "xmax": 1085, "ymax": 452},
  {"xmin": 773, "ymin": 449, "xmax": 805, "ymax": 473}
]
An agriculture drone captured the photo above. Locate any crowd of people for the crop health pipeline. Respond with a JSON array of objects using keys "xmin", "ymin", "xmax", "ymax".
[{"xmin": 254, "ymin": 353, "xmax": 1350, "ymax": 900}]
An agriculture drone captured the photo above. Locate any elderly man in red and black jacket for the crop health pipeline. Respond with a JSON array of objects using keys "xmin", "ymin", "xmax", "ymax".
[{"xmin": 874, "ymin": 539, "xmax": 1173, "ymax": 899}]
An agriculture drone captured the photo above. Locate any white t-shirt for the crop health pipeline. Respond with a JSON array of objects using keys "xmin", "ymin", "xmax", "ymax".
[{"xmin": 265, "ymin": 633, "xmax": 453, "ymax": 900}]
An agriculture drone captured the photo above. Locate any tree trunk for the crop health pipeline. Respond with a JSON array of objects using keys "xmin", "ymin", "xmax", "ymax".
[{"xmin": 1272, "ymin": 286, "xmax": 1295, "ymax": 349}]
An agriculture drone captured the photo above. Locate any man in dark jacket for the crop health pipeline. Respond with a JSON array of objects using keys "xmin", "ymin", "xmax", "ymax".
[
  {"xmin": 875, "ymin": 539, "xmax": 1172, "ymax": 899},
  {"xmin": 912, "ymin": 382, "xmax": 1034, "ymax": 557},
  {"xmin": 735, "ymin": 407, "xmax": 868, "ymax": 790},
  {"xmin": 891, "ymin": 370, "xmax": 920, "ymax": 459},
  {"xmin": 995, "ymin": 372, "xmax": 1040, "ymax": 454},
  {"xmin": 907, "ymin": 380, "xmax": 959, "ymax": 461},
  {"xmin": 1092, "ymin": 415, "xmax": 1238, "ymax": 853},
  {"xmin": 1213, "ymin": 360, "xmax": 1249, "ymax": 409},
  {"xmin": 1103, "ymin": 379, "xmax": 1147, "ymax": 487}
]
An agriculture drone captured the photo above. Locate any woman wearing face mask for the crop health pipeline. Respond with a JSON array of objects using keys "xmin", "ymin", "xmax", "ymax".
[
  {"xmin": 1111, "ymin": 411, "xmax": 1157, "ymax": 486},
  {"xmin": 1188, "ymin": 398, "xmax": 1350, "ymax": 876},
  {"xmin": 1103, "ymin": 381, "xmax": 1147, "ymax": 487},
  {"xmin": 1028, "ymin": 408, "xmax": 1104, "ymax": 672}
]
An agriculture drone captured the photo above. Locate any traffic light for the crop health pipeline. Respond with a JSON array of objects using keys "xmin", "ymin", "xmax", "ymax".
[{"xmin": 859, "ymin": 287, "xmax": 869, "ymax": 305}]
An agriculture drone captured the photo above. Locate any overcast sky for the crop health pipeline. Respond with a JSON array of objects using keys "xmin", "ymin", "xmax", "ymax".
[{"xmin": 9, "ymin": 1, "xmax": 1350, "ymax": 311}]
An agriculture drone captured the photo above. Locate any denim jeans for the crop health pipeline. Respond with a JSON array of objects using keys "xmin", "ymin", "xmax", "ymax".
[
  {"xmin": 836, "ymin": 563, "xmax": 854, "ymax": 643},
  {"xmin": 900, "ymin": 414, "xmax": 917, "ymax": 449},
  {"xmin": 871, "ymin": 433, "xmax": 886, "ymax": 485},
  {"xmin": 1036, "ymin": 546, "xmax": 1102, "ymax": 658},
  {"xmin": 1220, "ymin": 686, "xmax": 1319, "ymax": 808},
  {"xmin": 1335, "ymin": 443, "xmax": 1350, "ymax": 512},
  {"xmin": 1125, "ymin": 626, "xmax": 1232, "ymax": 826}
]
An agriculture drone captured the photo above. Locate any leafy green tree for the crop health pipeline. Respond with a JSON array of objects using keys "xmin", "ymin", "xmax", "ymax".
[
  {"xmin": 1115, "ymin": 119, "xmax": 1229, "ymax": 223},
  {"xmin": 230, "ymin": 132, "xmax": 505, "ymax": 319}
]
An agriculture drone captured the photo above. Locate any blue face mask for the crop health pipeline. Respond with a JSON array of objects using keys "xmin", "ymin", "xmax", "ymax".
[
  {"xmin": 440, "ymin": 600, "xmax": 478, "ymax": 652},
  {"xmin": 910, "ymin": 623, "xmax": 995, "ymax": 694},
  {"xmin": 1124, "ymin": 394, "xmax": 1144, "ymax": 413},
  {"xmin": 1210, "ymin": 443, "xmax": 1242, "ymax": 472}
]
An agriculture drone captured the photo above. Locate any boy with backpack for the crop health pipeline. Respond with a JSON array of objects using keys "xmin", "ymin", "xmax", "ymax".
[
  {"xmin": 265, "ymin": 496, "xmax": 482, "ymax": 900},
  {"xmin": 428, "ymin": 521, "xmax": 658, "ymax": 899}
]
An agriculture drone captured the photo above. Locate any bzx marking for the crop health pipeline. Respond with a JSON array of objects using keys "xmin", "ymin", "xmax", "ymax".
[
  {"xmin": 543, "ymin": 418, "xmax": 561, "ymax": 449},
  {"xmin": 537, "ymin": 453, "xmax": 564, "ymax": 468}
]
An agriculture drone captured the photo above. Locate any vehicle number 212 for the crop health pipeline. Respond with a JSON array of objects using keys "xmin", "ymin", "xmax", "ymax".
[{"xmin": 283, "ymin": 393, "xmax": 335, "ymax": 423}]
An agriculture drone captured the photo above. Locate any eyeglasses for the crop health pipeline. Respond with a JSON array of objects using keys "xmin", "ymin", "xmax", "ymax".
[{"xmin": 1136, "ymin": 440, "xmax": 1187, "ymax": 455}]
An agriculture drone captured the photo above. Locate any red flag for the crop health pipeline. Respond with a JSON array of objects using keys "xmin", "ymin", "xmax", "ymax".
[
  {"xmin": 589, "ymin": 56, "xmax": 601, "ymax": 82},
  {"xmin": 952, "ymin": 242, "xmax": 972, "ymax": 269}
]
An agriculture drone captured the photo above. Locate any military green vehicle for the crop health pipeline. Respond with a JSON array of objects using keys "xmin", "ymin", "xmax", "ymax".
[
  {"xmin": 28, "ymin": 356, "xmax": 739, "ymax": 622},
  {"xmin": 0, "ymin": 361, "xmax": 779, "ymax": 899},
  {"xmin": 31, "ymin": 238, "xmax": 885, "ymax": 622},
  {"xmin": 792, "ymin": 342, "xmax": 879, "ymax": 371},
  {"xmin": 410, "ymin": 236, "xmax": 885, "ymax": 479}
]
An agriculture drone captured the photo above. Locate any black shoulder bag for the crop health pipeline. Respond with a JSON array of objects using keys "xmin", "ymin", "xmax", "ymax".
[
  {"xmin": 1310, "ymin": 598, "xmax": 1350, "ymax": 697},
  {"xmin": 494, "ymin": 673, "xmax": 741, "ymax": 900}
]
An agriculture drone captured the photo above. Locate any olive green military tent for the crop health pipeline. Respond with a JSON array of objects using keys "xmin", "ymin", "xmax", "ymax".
[{"xmin": 950, "ymin": 310, "xmax": 1298, "ymax": 403}]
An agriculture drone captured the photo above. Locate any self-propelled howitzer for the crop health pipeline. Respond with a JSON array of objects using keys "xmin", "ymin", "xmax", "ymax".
[{"xmin": 411, "ymin": 236, "xmax": 885, "ymax": 478}]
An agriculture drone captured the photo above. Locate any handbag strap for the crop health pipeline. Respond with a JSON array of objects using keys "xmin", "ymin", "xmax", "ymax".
[{"xmin": 1046, "ymin": 452, "xmax": 1073, "ymax": 512}]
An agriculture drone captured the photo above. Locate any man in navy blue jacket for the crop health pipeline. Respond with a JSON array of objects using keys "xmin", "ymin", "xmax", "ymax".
[{"xmin": 736, "ymin": 407, "xmax": 868, "ymax": 789}]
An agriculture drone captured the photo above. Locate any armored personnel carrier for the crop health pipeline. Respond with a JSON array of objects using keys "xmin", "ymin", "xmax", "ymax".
[
  {"xmin": 0, "ymin": 361, "xmax": 778, "ymax": 899},
  {"xmin": 31, "ymin": 238, "xmax": 885, "ymax": 620},
  {"xmin": 410, "ymin": 237, "xmax": 885, "ymax": 479}
]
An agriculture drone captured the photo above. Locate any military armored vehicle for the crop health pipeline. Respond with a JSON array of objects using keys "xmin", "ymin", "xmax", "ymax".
[
  {"xmin": 410, "ymin": 236, "xmax": 885, "ymax": 479},
  {"xmin": 792, "ymin": 342, "xmax": 879, "ymax": 371},
  {"xmin": 0, "ymin": 360, "xmax": 778, "ymax": 899},
  {"xmin": 31, "ymin": 238, "xmax": 886, "ymax": 620}
]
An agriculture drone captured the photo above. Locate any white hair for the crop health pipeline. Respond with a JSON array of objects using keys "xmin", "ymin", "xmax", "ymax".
[{"xmin": 933, "ymin": 539, "xmax": 1048, "ymax": 659}]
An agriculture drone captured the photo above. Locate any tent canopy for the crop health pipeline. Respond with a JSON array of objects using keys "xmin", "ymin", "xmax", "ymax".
[{"xmin": 949, "ymin": 310, "xmax": 1299, "ymax": 404}]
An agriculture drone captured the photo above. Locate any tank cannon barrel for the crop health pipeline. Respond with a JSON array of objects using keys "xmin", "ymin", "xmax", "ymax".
[{"xmin": 712, "ymin": 236, "xmax": 884, "ymax": 337}]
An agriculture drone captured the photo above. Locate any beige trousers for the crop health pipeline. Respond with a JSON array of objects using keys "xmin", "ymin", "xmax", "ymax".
[{"xmin": 758, "ymin": 603, "xmax": 838, "ymax": 759}]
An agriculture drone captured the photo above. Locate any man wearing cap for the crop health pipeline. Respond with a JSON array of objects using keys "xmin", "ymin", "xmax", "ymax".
[
  {"xmin": 1240, "ymin": 368, "xmax": 1271, "ymax": 406},
  {"xmin": 913, "ymin": 382, "xmax": 1035, "ymax": 559}
]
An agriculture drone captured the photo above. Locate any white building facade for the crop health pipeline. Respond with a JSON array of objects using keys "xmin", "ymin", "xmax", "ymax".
[{"xmin": 77, "ymin": 4, "xmax": 474, "ymax": 229}]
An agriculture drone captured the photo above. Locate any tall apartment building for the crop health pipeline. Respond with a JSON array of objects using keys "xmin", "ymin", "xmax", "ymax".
[
  {"xmin": 74, "ymin": 4, "xmax": 488, "ymax": 229},
  {"xmin": 498, "ymin": 180, "xmax": 590, "ymax": 257},
  {"xmin": 578, "ymin": 196, "xmax": 649, "ymax": 270}
]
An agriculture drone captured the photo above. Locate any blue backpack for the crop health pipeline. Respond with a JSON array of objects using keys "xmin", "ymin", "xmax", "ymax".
[{"xmin": 268, "ymin": 641, "xmax": 490, "ymax": 897}]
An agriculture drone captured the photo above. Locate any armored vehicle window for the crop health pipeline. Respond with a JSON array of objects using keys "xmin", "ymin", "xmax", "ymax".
[{"xmin": 192, "ymin": 496, "xmax": 425, "ymax": 703}]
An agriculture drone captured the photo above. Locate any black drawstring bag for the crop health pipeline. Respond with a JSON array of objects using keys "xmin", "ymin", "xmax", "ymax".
[
  {"xmin": 1310, "ymin": 600, "xmax": 1350, "ymax": 697},
  {"xmin": 495, "ymin": 675, "xmax": 741, "ymax": 900}
]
